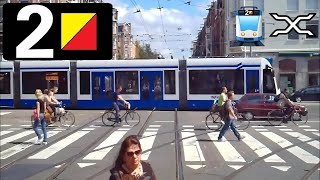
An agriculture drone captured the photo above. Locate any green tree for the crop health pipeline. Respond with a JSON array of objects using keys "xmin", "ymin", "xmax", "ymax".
[{"xmin": 135, "ymin": 41, "xmax": 160, "ymax": 59}]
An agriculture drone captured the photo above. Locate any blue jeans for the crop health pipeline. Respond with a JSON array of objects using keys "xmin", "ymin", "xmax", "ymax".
[
  {"xmin": 33, "ymin": 113, "xmax": 47, "ymax": 142},
  {"xmin": 113, "ymin": 102, "xmax": 124, "ymax": 123},
  {"xmin": 218, "ymin": 118, "xmax": 240, "ymax": 140}
]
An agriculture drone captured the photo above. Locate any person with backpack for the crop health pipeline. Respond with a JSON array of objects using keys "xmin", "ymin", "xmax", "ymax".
[
  {"xmin": 218, "ymin": 91, "xmax": 245, "ymax": 142},
  {"xmin": 274, "ymin": 88, "xmax": 294, "ymax": 123}
]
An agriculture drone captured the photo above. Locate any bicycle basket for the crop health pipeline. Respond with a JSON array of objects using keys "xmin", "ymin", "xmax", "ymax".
[{"xmin": 56, "ymin": 107, "xmax": 65, "ymax": 115}]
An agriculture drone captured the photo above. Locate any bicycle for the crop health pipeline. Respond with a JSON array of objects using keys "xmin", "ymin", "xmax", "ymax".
[
  {"xmin": 205, "ymin": 104, "xmax": 250, "ymax": 131},
  {"xmin": 31, "ymin": 102, "xmax": 75, "ymax": 129},
  {"xmin": 102, "ymin": 106, "xmax": 141, "ymax": 127},
  {"xmin": 267, "ymin": 105, "xmax": 308, "ymax": 126}
]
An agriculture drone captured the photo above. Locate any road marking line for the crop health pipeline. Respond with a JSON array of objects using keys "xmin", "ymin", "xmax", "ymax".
[
  {"xmin": 149, "ymin": 125, "xmax": 161, "ymax": 128},
  {"xmin": 1, "ymin": 131, "xmax": 34, "ymax": 146},
  {"xmin": 0, "ymin": 112, "xmax": 11, "ymax": 116},
  {"xmin": 260, "ymin": 132, "xmax": 319, "ymax": 164},
  {"xmin": 0, "ymin": 125, "xmax": 12, "ymax": 127},
  {"xmin": 312, "ymin": 132, "xmax": 320, "ymax": 136},
  {"xmin": 307, "ymin": 141, "xmax": 320, "ymax": 150},
  {"xmin": 7, "ymin": 128, "xmax": 22, "ymax": 131},
  {"xmin": 141, "ymin": 126, "xmax": 160, "ymax": 160},
  {"xmin": 1, "ymin": 131, "xmax": 61, "ymax": 159},
  {"xmin": 285, "ymin": 132, "xmax": 312, "ymax": 142},
  {"xmin": 28, "ymin": 131, "xmax": 89, "ymax": 159},
  {"xmin": 0, "ymin": 131, "xmax": 14, "ymax": 137},
  {"xmin": 274, "ymin": 126, "xmax": 287, "ymax": 128},
  {"xmin": 304, "ymin": 129, "xmax": 319, "ymax": 132},
  {"xmin": 251, "ymin": 126, "xmax": 265, "ymax": 128},
  {"xmin": 255, "ymin": 129, "xmax": 269, "ymax": 131},
  {"xmin": 208, "ymin": 132, "xmax": 246, "ymax": 162},
  {"xmin": 299, "ymin": 125, "xmax": 311, "ymax": 128},
  {"xmin": 241, "ymin": 132, "xmax": 285, "ymax": 163},
  {"xmin": 181, "ymin": 129, "xmax": 205, "ymax": 162},
  {"xmin": 145, "ymin": 128, "xmax": 159, "ymax": 131},
  {"xmin": 21, "ymin": 125, "xmax": 31, "ymax": 127},
  {"xmin": 279, "ymin": 129, "xmax": 293, "ymax": 131},
  {"xmin": 82, "ymin": 128, "xmax": 95, "ymax": 131},
  {"xmin": 83, "ymin": 129, "xmax": 130, "ymax": 160},
  {"xmin": 154, "ymin": 121, "xmax": 174, "ymax": 123}
]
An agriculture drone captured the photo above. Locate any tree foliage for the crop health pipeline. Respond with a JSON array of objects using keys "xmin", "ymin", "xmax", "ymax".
[{"xmin": 135, "ymin": 41, "xmax": 160, "ymax": 59}]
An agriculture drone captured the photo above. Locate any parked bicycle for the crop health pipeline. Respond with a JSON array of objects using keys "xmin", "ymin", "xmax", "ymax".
[
  {"xmin": 31, "ymin": 101, "xmax": 75, "ymax": 129},
  {"xmin": 102, "ymin": 106, "xmax": 141, "ymax": 127},
  {"xmin": 205, "ymin": 104, "xmax": 250, "ymax": 131},
  {"xmin": 267, "ymin": 105, "xmax": 308, "ymax": 126}
]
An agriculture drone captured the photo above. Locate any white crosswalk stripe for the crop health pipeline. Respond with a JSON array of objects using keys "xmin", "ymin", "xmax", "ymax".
[
  {"xmin": 82, "ymin": 128, "xmax": 130, "ymax": 160},
  {"xmin": 28, "ymin": 130, "xmax": 90, "ymax": 159},
  {"xmin": 1, "ymin": 123, "xmax": 319, "ymax": 171},
  {"xmin": 1, "ymin": 131, "xmax": 61, "ymax": 159}
]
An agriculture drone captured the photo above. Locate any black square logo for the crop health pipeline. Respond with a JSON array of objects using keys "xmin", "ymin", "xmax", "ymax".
[{"xmin": 3, "ymin": 3, "xmax": 113, "ymax": 60}]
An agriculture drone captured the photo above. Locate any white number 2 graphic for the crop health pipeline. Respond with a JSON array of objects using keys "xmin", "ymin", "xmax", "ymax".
[{"xmin": 16, "ymin": 5, "xmax": 53, "ymax": 58}]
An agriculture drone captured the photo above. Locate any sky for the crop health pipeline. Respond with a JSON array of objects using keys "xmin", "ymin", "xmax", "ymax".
[{"xmin": 103, "ymin": 0, "xmax": 214, "ymax": 59}]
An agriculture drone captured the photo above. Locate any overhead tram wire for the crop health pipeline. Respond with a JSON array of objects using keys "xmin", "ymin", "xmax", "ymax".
[
  {"xmin": 156, "ymin": 0, "xmax": 171, "ymax": 54},
  {"xmin": 129, "ymin": 0, "xmax": 153, "ymax": 41}
]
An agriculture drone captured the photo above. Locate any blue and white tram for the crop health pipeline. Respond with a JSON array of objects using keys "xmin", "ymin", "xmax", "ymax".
[
  {"xmin": 236, "ymin": 6, "xmax": 263, "ymax": 42},
  {"xmin": 0, "ymin": 57, "xmax": 279, "ymax": 110},
  {"xmin": 76, "ymin": 59, "xmax": 180, "ymax": 109},
  {"xmin": 0, "ymin": 61, "xmax": 14, "ymax": 107},
  {"xmin": 19, "ymin": 60, "xmax": 71, "ymax": 108},
  {"xmin": 186, "ymin": 58, "xmax": 280, "ymax": 109}
]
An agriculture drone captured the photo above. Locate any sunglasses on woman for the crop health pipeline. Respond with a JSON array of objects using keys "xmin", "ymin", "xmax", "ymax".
[{"xmin": 126, "ymin": 150, "xmax": 142, "ymax": 157}]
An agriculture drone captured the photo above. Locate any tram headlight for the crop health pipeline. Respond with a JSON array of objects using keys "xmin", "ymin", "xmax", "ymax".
[
  {"xmin": 241, "ymin": 32, "xmax": 245, "ymax": 36},
  {"xmin": 253, "ymin": 32, "xmax": 257, "ymax": 36}
]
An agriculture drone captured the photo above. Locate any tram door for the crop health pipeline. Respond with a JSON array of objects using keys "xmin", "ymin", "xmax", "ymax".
[
  {"xmin": 140, "ymin": 71, "xmax": 163, "ymax": 108},
  {"xmin": 92, "ymin": 72, "xmax": 114, "ymax": 108},
  {"xmin": 246, "ymin": 70, "xmax": 260, "ymax": 93}
]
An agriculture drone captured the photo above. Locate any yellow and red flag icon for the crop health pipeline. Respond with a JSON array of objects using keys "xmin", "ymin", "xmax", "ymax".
[{"xmin": 61, "ymin": 13, "xmax": 97, "ymax": 50}]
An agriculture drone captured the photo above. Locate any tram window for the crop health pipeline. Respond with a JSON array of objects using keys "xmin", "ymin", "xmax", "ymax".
[
  {"xmin": 164, "ymin": 70, "xmax": 176, "ymax": 94},
  {"xmin": 263, "ymin": 69, "xmax": 276, "ymax": 93},
  {"xmin": 189, "ymin": 70, "xmax": 244, "ymax": 94},
  {"xmin": 115, "ymin": 71, "xmax": 138, "ymax": 94},
  {"xmin": 22, "ymin": 71, "xmax": 68, "ymax": 94},
  {"xmin": 0, "ymin": 72, "xmax": 11, "ymax": 94},
  {"xmin": 80, "ymin": 71, "xmax": 90, "ymax": 94}
]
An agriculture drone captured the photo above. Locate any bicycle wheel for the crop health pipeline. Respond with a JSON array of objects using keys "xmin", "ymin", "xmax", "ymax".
[
  {"xmin": 267, "ymin": 109, "xmax": 284, "ymax": 126},
  {"xmin": 102, "ymin": 111, "xmax": 116, "ymax": 126},
  {"xmin": 291, "ymin": 112, "xmax": 308, "ymax": 126},
  {"xmin": 125, "ymin": 111, "xmax": 140, "ymax": 127},
  {"xmin": 234, "ymin": 118, "xmax": 250, "ymax": 130},
  {"xmin": 205, "ymin": 112, "xmax": 223, "ymax": 130},
  {"xmin": 59, "ymin": 111, "xmax": 75, "ymax": 128}
]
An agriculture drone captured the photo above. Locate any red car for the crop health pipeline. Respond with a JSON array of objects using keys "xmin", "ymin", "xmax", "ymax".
[{"xmin": 235, "ymin": 93, "xmax": 280, "ymax": 120}]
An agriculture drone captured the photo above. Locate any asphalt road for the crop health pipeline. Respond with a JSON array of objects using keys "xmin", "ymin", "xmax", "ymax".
[{"xmin": 0, "ymin": 103, "xmax": 319, "ymax": 180}]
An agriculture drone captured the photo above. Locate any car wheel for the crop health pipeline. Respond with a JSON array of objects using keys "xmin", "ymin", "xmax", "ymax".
[
  {"xmin": 296, "ymin": 97, "xmax": 301, "ymax": 102},
  {"xmin": 244, "ymin": 112, "xmax": 254, "ymax": 121}
]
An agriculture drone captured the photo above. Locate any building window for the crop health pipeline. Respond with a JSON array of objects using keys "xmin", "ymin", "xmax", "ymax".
[
  {"xmin": 306, "ymin": 0, "xmax": 318, "ymax": 9},
  {"xmin": 22, "ymin": 71, "xmax": 68, "ymax": 94},
  {"xmin": 309, "ymin": 74, "xmax": 320, "ymax": 86},
  {"xmin": 115, "ymin": 71, "xmax": 138, "ymax": 94},
  {"xmin": 80, "ymin": 71, "xmax": 90, "ymax": 94},
  {"xmin": 287, "ymin": 0, "xmax": 298, "ymax": 10},
  {"xmin": 306, "ymin": 20, "xmax": 319, "ymax": 39},
  {"xmin": 0, "ymin": 72, "xmax": 10, "ymax": 94},
  {"xmin": 164, "ymin": 70, "xmax": 176, "ymax": 94},
  {"xmin": 288, "ymin": 29, "xmax": 299, "ymax": 39},
  {"xmin": 189, "ymin": 69, "xmax": 244, "ymax": 94}
]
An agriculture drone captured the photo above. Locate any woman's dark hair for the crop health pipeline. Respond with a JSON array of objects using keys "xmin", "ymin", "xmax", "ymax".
[
  {"xmin": 43, "ymin": 89, "xmax": 49, "ymax": 95},
  {"xmin": 114, "ymin": 135, "xmax": 141, "ymax": 168}
]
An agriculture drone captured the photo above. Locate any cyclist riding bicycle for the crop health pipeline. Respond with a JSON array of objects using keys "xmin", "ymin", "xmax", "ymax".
[
  {"xmin": 113, "ymin": 85, "xmax": 129, "ymax": 125},
  {"xmin": 213, "ymin": 87, "xmax": 228, "ymax": 115},
  {"xmin": 277, "ymin": 88, "xmax": 295, "ymax": 123}
]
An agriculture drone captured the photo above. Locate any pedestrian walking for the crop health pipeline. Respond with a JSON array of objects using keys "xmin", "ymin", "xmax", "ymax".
[
  {"xmin": 33, "ymin": 89, "xmax": 48, "ymax": 145},
  {"xmin": 218, "ymin": 91, "xmax": 245, "ymax": 141}
]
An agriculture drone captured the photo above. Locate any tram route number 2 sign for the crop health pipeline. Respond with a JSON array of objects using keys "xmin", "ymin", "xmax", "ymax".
[{"xmin": 3, "ymin": 3, "xmax": 113, "ymax": 60}]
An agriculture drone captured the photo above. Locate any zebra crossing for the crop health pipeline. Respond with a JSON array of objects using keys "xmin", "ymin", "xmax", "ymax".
[{"xmin": 0, "ymin": 123, "xmax": 319, "ymax": 171}]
